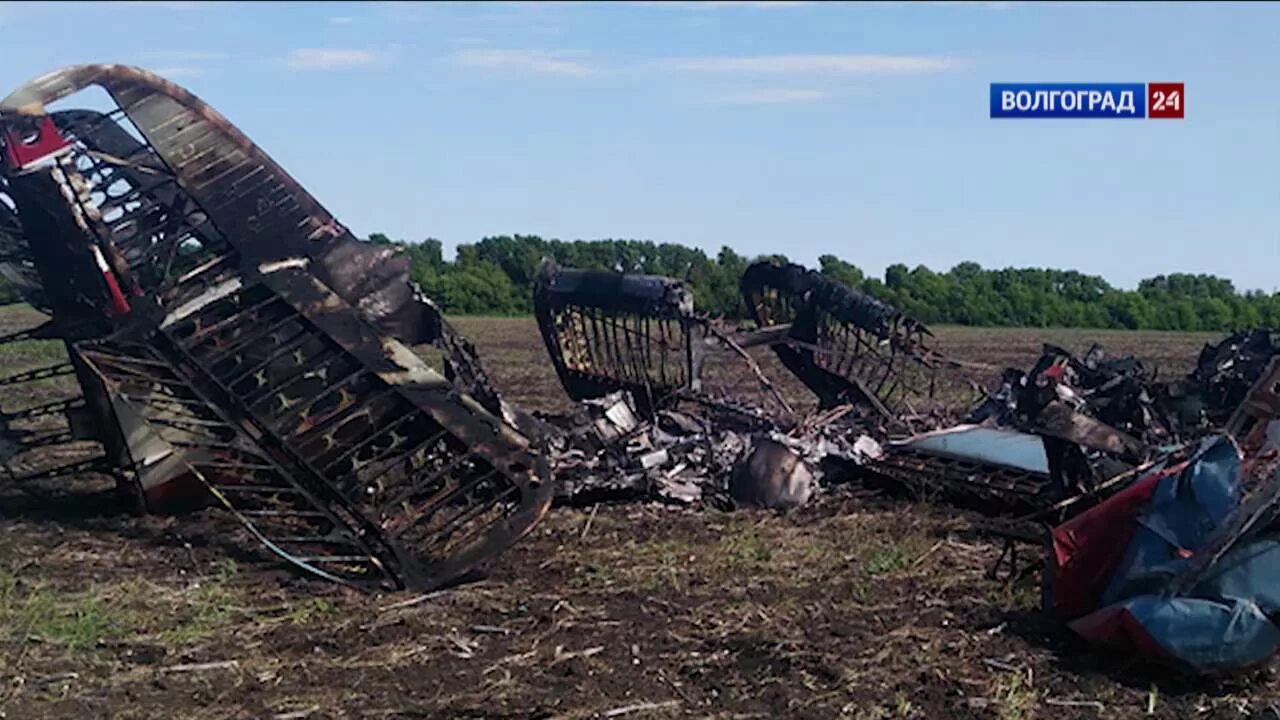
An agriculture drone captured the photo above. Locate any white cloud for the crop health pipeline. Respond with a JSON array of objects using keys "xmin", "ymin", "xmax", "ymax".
[
  {"xmin": 868, "ymin": 1, "xmax": 1106, "ymax": 7},
  {"xmin": 139, "ymin": 50, "xmax": 228, "ymax": 62},
  {"xmin": 494, "ymin": 1, "xmax": 603, "ymax": 7},
  {"xmin": 149, "ymin": 66, "xmax": 205, "ymax": 79},
  {"xmin": 286, "ymin": 48, "xmax": 385, "ymax": 71},
  {"xmin": 703, "ymin": 1, "xmax": 813, "ymax": 6},
  {"xmin": 133, "ymin": 51, "xmax": 224, "ymax": 78},
  {"xmin": 119, "ymin": 1, "xmax": 210, "ymax": 9},
  {"xmin": 329, "ymin": 15, "xmax": 354, "ymax": 25},
  {"xmin": 929, "ymin": 1, "xmax": 1012, "ymax": 6},
  {"xmin": 657, "ymin": 53, "xmax": 961, "ymax": 75},
  {"xmin": 714, "ymin": 88, "xmax": 830, "ymax": 105},
  {"xmin": 631, "ymin": 1, "xmax": 814, "ymax": 7},
  {"xmin": 454, "ymin": 49, "xmax": 596, "ymax": 77}
]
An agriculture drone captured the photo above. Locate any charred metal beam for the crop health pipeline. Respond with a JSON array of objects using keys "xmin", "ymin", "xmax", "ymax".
[{"xmin": 1028, "ymin": 400, "xmax": 1147, "ymax": 462}]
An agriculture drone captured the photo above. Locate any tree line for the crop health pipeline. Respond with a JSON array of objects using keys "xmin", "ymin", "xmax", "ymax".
[
  {"xmin": 366, "ymin": 233, "xmax": 1279, "ymax": 332},
  {"xmin": 2, "ymin": 232, "xmax": 1274, "ymax": 332}
]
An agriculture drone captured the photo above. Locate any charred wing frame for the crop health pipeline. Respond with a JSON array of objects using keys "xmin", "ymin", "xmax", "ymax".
[{"xmin": 0, "ymin": 64, "xmax": 553, "ymax": 591}]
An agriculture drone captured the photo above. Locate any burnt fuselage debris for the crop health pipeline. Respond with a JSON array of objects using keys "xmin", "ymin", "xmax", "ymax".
[
  {"xmin": 535, "ymin": 259, "xmax": 1018, "ymax": 512},
  {"xmin": 0, "ymin": 183, "xmax": 48, "ymax": 312},
  {"xmin": 930, "ymin": 342, "xmax": 1167, "ymax": 513},
  {"xmin": 975, "ymin": 343, "xmax": 1176, "ymax": 447},
  {"xmin": 532, "ymin": 257, "xmax": 1280, "ymax": 673},
  {"xmin": 0, "ymin": 64, "xmax": 553, "ymax": 592},
  {"xmin": 737, "ymin": 264, "xmax": 1156, "ymax": 518}
]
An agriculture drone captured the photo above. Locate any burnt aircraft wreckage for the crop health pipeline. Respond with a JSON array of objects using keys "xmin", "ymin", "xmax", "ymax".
[
  {"xmin": 0, "ymin": 65, "xmax": 1195, "ymax": 583},
  {"xmin": 4, "ymin": 65, "xmax": 1280, "ymax": 672},
  {"xmin": 0, "ymin": 64, "xmax": 554, "ymax": 592}
]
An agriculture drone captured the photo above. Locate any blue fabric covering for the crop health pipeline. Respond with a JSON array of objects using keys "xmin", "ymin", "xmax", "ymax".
[
  {"xmin": 1100, "ymin": 436, "xmax": 1241, "ymax": 606},
  {"xmin": 1194, "ymin": 538, "xmax": 1280, "ymax": 615},
  {"xmin": 1120, "ymin": 594, "xmax": 1280, "ymax": 672},
  {"xmin": 1073, "ymin": 434, "xmax": 1280, "ymax": 672}
]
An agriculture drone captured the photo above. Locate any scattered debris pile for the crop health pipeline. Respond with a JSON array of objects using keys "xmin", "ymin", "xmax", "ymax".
[
  {"xmin": 530, "ymin": 256, "xmax": 1280, "ymax": 673},
  {"xmin": 972, "ymin": 343, "xmax": 1177, "ymax": 446},
  {"xmin": 533, "ymin": 259, "xmax": 884, "ymax": 510},
  {"xmin": 1182, "ymin": 329, "xmax": 1280, "ymax": 429},
  {"xmin": 866, "ymin": 342, "xmax": 1165, "ymax": 519},
  {"xmin": 973, "ymin": 333, "xmax": 1280, "ymax": 453},
  {"xmin": 877, "ymin": 342, "xmax": 1168, "ymax": 517},
  {"xmin": 542, "ymin": 390, "xmax": 749, "ymax": 505},
  {"xmin": 531, "ymin": 256, "xmax": 1280, "ymax": 528},
  {"xmin": 541, "ymin": 388, "xmax": 885, "ymax": 509}
]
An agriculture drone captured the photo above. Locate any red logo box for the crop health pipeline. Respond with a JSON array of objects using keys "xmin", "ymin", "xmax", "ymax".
[{"xmin": 1148, "ymin": 82, "xmax": 1184, "ymax": 119}]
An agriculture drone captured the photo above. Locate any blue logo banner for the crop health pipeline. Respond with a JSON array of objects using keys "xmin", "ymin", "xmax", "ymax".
[{"xmin": 990, "ymin": 83, "xmax": 1147, "ymax": 119}]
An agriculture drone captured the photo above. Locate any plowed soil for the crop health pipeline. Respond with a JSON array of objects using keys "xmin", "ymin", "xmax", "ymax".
[{"xmin": 2, "ymin": 309, "xmax": 1276, "ymax": 720}]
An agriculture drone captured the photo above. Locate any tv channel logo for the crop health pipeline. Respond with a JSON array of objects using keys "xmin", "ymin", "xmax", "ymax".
[{"xmin": 990, "ymin": 83, "xmax": 1184, "ymax": 119}]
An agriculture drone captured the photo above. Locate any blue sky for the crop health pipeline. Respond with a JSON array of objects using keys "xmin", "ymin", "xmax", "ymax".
[{"xmin": 1, "ymin": 1, "xmax": 1276, "ymax": 291}]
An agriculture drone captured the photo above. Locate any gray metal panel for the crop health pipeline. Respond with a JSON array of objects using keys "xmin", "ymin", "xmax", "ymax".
[{"xmin": 897, "ymin": 425, "xmax": 1050, "ymax": 475}]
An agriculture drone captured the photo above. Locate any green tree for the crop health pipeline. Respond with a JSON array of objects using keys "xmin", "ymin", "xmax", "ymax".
[{"xmin": 357, "ymin": 230, "xmax": 1275, "ymax": 331}]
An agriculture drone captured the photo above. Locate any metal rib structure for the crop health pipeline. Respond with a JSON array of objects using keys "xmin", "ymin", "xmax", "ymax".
[
  {"xmin": 740, "ymin": 261, "xmax": 939, "ymax": 415},
  {"xmin": 0, "ymin": 64, "xmax": 553, "ymax": 591},
  {"xmin": 533, "ymin": 258, "xmax": 705, "ymax": 414}
]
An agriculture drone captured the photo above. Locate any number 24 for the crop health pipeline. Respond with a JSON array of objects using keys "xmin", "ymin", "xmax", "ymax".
[{"xmin": 1153, "ymin": 90, "xmax": 1181, "ymax": 111}]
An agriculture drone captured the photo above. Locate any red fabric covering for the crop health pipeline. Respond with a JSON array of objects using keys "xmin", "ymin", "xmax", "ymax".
[
  {"xmin": 1068, "ymin": 605, "xmax": 1171, "ymax": 660},
  {"xmin": 2, "ymin": 117, "xmax": 72, "ymax": 169},
  {"xmin": 1048, "ymin": 468, "xmax": 1176, "ymax": 620}
]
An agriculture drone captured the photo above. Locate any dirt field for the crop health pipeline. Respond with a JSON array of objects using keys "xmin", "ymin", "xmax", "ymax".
[{"xmin": 2, "ymin": 308, "xmax": 1278, "ymax": 720}]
